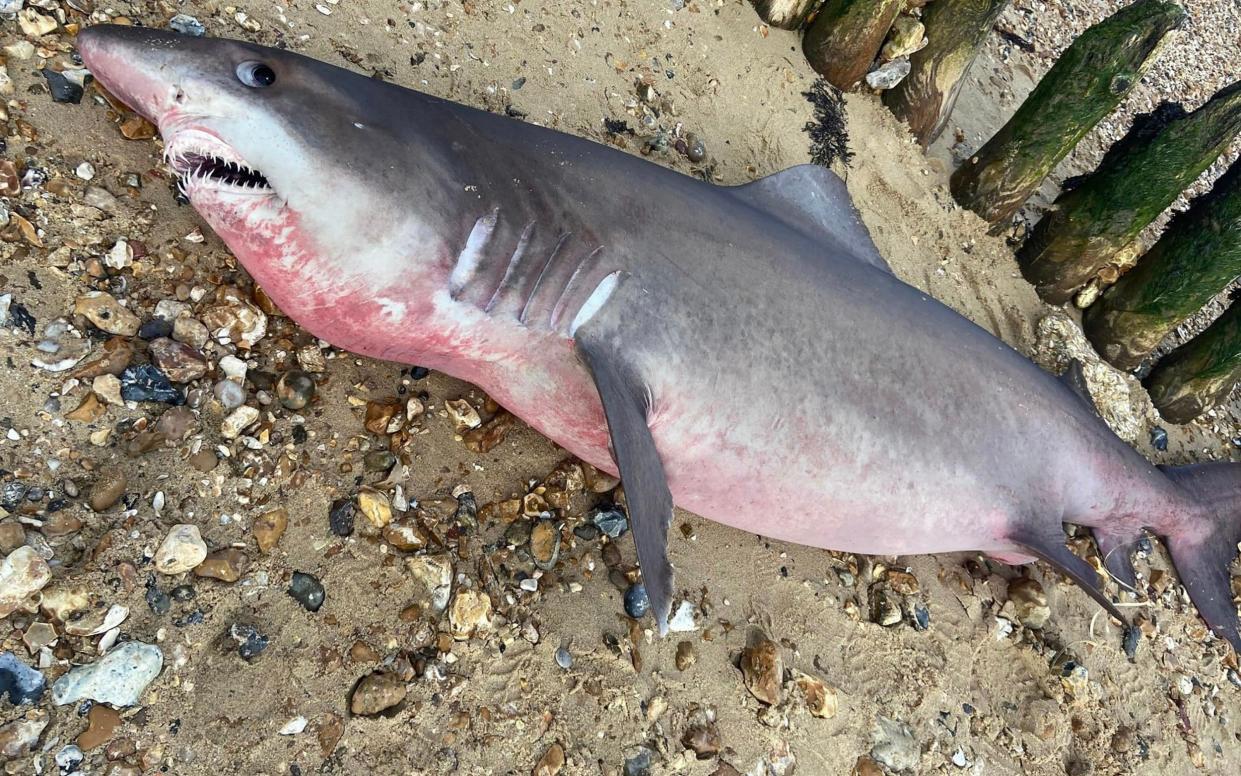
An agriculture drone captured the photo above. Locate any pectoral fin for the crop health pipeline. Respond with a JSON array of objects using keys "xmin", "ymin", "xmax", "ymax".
[{"xmin": 577, "ymin": 338, "xmax": 674, "ymax": 635}]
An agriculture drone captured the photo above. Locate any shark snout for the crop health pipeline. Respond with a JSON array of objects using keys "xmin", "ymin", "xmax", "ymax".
[{"xmin": 77, "ymin": 25, "xmax": 189, "ymax": 124}]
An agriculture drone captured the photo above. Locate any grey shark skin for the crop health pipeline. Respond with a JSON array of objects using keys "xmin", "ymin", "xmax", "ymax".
[{"xmin": 78, "ymin": 25, "xmax": 1241, "ymax": 648}]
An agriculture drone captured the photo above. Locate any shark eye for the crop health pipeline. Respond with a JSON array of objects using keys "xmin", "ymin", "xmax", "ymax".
[{"xmin": 236, "ymin": 61, "xmax": 276, "ymax": 88}]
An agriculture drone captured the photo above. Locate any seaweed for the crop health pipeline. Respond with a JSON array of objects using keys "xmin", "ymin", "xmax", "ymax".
[
  {"xmin": 1061, "ymin": 101, "xmax": 1188, "ymax": 192},
  {"xmin": 802, "ymin": 79, "xmax": 853, "ymax": 168}
]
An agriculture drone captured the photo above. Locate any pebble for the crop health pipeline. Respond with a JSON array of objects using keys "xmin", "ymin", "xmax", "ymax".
[
  {"xmin": 406, "ymin": 554, "xmax": 453, "ymax": 613},
  {"xmin": 870, "ymin": 587, "xmax": 904, "ymax": 627},
  {"xmin": 21, "ymin": 622, "xmax": 55, "ymax": 653},
  {"xmin": 448, "ymin": 589, "xmax": 493, "ymax": 640},
  {"xmin": 172, "ymin": 316, "xmax": 210, "ymax": 349},
  {"xmin": 52, "ymin": 641, "xmax": 163, "ymax": 707},
  {"xmin": 590, "ymin": 503, "xmax": 629, "ymax": 538},
  {"xmin": 623, "ymin": 747, "xmax": 654, "ymax": 776},
  {"xmin": 740, "ymin": 630, "xmax": 782, "ymax": 705},
  {"xmin": 0, "ymin": 651, "xmax": 46, "ymax": 704},
  {"xmin": 253, "ymin": 507, "xmax": 288, "ymax": 553},
  {"xmin": 383, "ymin": 519, "xmax": 429, "ymax": 551},
  {"xmin": 795, "ymin": 672, "xmax": 838, "ymax": 718},
  {"xmin": 195, "ymin": 549, "xmax": 248, "ymax": 582},
  {"xmin": 675, "ymin": 640, "xmax": 696, "ymax": 671},
  {"xmin": 276, "ymin": 370, "xmax": 316, "ymax": 410},
  {"xmin": 356, "ymin": 488, "xmax": 392, "ymax": 528},
  {"xmin": 75, "ymin": 161, "xmax": 96, "ymax": 181},
  {"xmin": 881, "ymin": 16, "xmax": 926, "ymax": 60},
  {"xmin": 865, "ymin": 58, "xmax": 911, "ymax": 90},
  {"xmin": 55, "ymin": 745, "xmax": 82, "ymax": 774},
  {"xmin": 1008, "ymin": 578, "xmax": 1051, "ymax": 629},
  {"xmin": 154, "ymin": 524, "xmax": 208, "ymax": 574},
  {"xmin": 88, "ymin": 468, "xmax": 127, "ymax": 511},
  {"xmin": 64, "ymin": 603, "xmax": 128, "ymax": 637},
  {"xmin": 329, "ymin": 498, "xmax": 356, "ymax": 536},
  {"xmin": 121, "ymin": 364, "xmax": 184, "ymax": 404},
  {"xmin": 168, "ymin": 13, "xmax": 206, "ymax": 36},
  {"xmin": 148, "ymin": 338, "xmax": 207, "ymax": 382},
  {"xmin": 201, "ymin": 298, "xmax": 267, "ymax": 347},
  {"xmin": 221, "ymin": 405, "xmax": 260, "ymax": 439},
  {"xmin": 667, "ymin": 600, "xmax": 700, "ymax": 632},
  {"xmin": 288, "ymin": 571, "xmax": 325, "ymax": 612},
  {"xmin": 0, "ymin": 715, "xmax": 48, "ymax": 759},
  {"xmin": 93, "ymin": 374, "xmax": 124, "ymax": 406},
  {"xmin": 624, "ymin": 583, "xmax": 650, "ymax": 619},
  {"xmin": 156, "ymin": 405, "xmax": 197, "ymax": 440},
  {"xmin": 213, "ymin": 379, "xmax": 246, "ymax": 410},
  {"xmin": 145, "ymin": 580, "xmax": 171, "ymax": 615},
  {"xmin": 229, "ymin": 622, "xmax": 270, "ymax": 661},
  {"xmin": 871, "ymin": 716, "xmax": 919, "ymax": 772},
  {"xmin": 74, "ymin": 292, "xmax": 139, "ymax": 336},
  {"xmin": 18, "ymin": 8, "xmax": 57, "ymax": 37},
  {"xmin": 350, "ymin": 671, "xmax": 406, "ymax": 716},
  {"xmin": 446, "ymin": 398, "xmax": 482, "ymax": 429},
  {"xmin": 572, "ymin": 523, "xmax": 601, "ymax": 541},
  {"xmin": 364, "ymin": 450, "xmax": 396, "ymax": 472},
  {"xmin": 1122, "ymin": 625, "xmax": 1140, "ymax": 661},
  {"xmin": 279, "ymin": 716, "xmax": 308, "ymax": 735},
  {"xmin": 681, "ymin": 724, "xmax": 721, "ymax": 759},
  {"xmin": 364, "ymin": 399, "xmax": 401, "ymax": 434},
  {"xmin": 106, "ymin": 239, "xmax": 133, "ymax": 270},
  {"xmin": 1150, "ymin": 425, "xmax": 1168, "ymax": 451},
  {"xmin": 534, "ymin": 742, "xmax": 566, "ymax": 776},
  {"xmin": 77, "ymin": 704, "xmax": 121, "ymax": 750},
  {"xmin": 0, "ymin": 546, "xmax": 51, "ymax": 618},
  {"xmin": 530, "ymin": 519, "xmax": 561, "ymax": 570}
]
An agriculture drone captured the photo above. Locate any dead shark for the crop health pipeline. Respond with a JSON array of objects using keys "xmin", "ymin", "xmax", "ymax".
[{"xmin": 78, "ymin": 25, "xmax": 1241, "ymax": 649}]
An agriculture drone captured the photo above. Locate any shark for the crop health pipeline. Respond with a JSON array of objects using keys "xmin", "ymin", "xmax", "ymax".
[{"xmin": 77, "ymin": 24, "xmax": 1241, "ymax": 649}]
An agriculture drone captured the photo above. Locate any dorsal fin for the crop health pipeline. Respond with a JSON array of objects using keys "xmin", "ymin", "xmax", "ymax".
[{"xmin": 730, "ymin": 164, "xmax": 891, "ymax": 274}]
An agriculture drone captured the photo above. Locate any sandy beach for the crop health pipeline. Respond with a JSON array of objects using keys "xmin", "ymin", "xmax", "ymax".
[{"xmin": 2, "ymin": 1, "xmax": 1240, "ymax": 773}]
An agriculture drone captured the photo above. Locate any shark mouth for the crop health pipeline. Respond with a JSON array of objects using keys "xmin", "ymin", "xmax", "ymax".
[
  {"xmin": 164, "ymin": 129, "xmax": 274, "ymax": 198},
  {"xmin": 181, "ymin": 154, "xmax": 270, "ymax": 191}
]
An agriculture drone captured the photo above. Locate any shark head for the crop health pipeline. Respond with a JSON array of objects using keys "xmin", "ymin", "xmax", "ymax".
[{"xmin": 77, "ymin": 25, "xmax": 458, "ymax": 340}]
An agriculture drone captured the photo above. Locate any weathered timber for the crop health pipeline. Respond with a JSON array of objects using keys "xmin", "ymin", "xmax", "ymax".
[
  {"xmin": 1145, "ymin": 299, "xmax": 1241, "ymax": 423},
  {"xmin": 884, "ymin": 0, "xmax": 1009, "ymax": 147},
  {"xmin": 802, "ymin": 0, "xmax": 904, "ymax": 91},
  {"xmin": 1019, "ymin": 80, "xmax": 1241, "ymax": 304},
  {"xmin": 1084, "ymin": 156, "xmax": 1241, "ymax": 369},
  {"xmin": 949, "ymin": 0, "xmax": 1184, "ymax": 223},
  {"xmin": 751, "ymin": 0, "xmax": 821, "ymax": 29}
]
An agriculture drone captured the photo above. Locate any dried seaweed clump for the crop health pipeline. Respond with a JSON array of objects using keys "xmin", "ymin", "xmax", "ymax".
[{"xmin": 802, "ymin": 79, "xmax": 853, "ymax": 168}]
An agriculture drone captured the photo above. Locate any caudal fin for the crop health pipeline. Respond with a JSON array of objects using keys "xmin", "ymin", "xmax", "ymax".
[{"xmin": 1158, "ymin": 463, "xmax": 1241, "ymax": 653}]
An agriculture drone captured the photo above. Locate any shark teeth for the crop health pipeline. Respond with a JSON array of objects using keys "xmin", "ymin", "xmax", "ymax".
[{"xmin": 165, "ymin": 140, "xmax": 272, "ymax": 196}]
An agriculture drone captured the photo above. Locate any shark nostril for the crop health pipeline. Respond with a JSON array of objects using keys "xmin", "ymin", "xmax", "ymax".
[{"xmin": 174, "ymin": 87, "xmax": 186, "ymax": 104}]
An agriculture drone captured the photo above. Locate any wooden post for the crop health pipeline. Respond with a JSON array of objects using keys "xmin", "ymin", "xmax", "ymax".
[
  {"xmin": 1018, "ymin": 80, "xmax": 1241, "ymax": 304},
  {"xmin": 1084, "ymin": 156, "xmax": 1241, "ymax": 369},
  {"xmin": 803, "ymin": 0, "xmax": 904, "ymax": 91},
  {"xmin": 1145, "ymin": 300, "xmax": 1241, "ymax": 423},
  {"xmin": 884, "ymin": 0, "xmax": 1009, "ymax": 148},
  {"xmin": 950, "ymin": 0, "xmax": 1184, "ymax": 223},
  {"xmin": 751, "ymin": 0, "xmax": 821, "ymax": 29}
]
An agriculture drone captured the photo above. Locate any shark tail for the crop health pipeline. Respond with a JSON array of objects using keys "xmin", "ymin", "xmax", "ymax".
[
  {"xmin": 1007, "ymin": 461, "xmax": 1241, "ymax": 654},
  {"xmin": 1152, "ymin": 463, "xmax": 1241, "ymax": 653}
]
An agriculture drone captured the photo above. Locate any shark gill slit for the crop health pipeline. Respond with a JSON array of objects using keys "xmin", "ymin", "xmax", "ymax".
[
  {"xmin": 449, "ymin": 209, "xmax": 499, "ymax": 300},
  {"xmin": 550, "ymin": 246, "xmax": 604, "ymax": 332},
  {"xmin": 520, "ymin": 232, "xmax": 573, "ymax": 325},
  {"xmin": 484, "ymin": 220, "xmax": 537, "ymax": 313}
]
